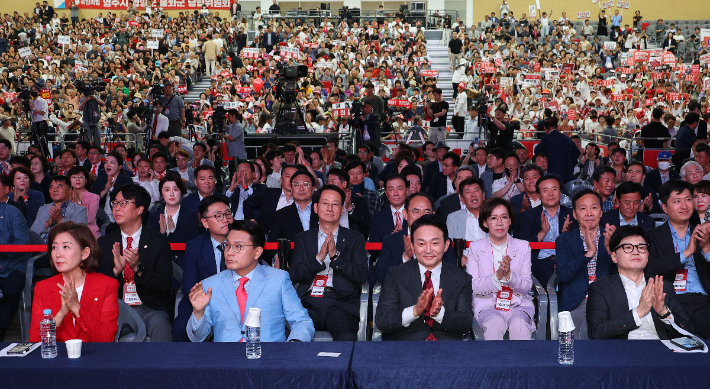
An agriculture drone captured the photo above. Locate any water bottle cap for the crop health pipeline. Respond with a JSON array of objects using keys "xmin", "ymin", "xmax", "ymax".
[
  {"xmin": 558, "ymin": 311, "xmax": 576, "ymax": 332},
  {"xmin": 43, "ymin": 309, "xmax": 52, "ymax": 315},
  {"xmin": 244, "ymin": 307, "xmax": 261, "ymax": 327}
]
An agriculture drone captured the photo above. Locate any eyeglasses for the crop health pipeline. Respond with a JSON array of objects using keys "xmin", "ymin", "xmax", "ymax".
[
  {"xmin": 318, "ymin": 201, "xmax": 342, "ymax": 210},
  {"xmin": 203, "ymin": 211, "xmax": 233, "ymax": 222},
  {"xmin": 222, "ymin": 242, "xmax": 257, "ymax": 254},
  {"xmin": 409, "ymin": 208, "xmax": 432, "ymax": 217},
  {"xmin": 111, "ymin": 199, "xmax": 135, "ymax": 208},
  {"xmin": 70, "ymin": 175, "xmax": 85, "ymax": 180},
  {"xmin": 292, "ymin": 182, "xmax": 312, "ymax": 189},
  {"xmin": 614, "ymin": 243, "xmax": 649, "ymax": 254}
]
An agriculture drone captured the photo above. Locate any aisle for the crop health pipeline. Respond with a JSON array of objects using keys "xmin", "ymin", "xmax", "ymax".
[{"xmin": 426, "ymin": 40, "xmax": 456, "ymax": 126}]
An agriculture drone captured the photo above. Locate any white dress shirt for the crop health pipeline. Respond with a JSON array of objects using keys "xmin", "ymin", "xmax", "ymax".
[
  {"xmin": 121, "ymin": 226, "xmax": 142, "ymax": 252},
  {"xmin": 390, "ymin": 205, "xmax": 404, "ymax": 227},
  {"xmin": 621, "ymin": 274, "xmax": 673, "ymax": 340},
  {"xmin": 402, "ymin": 262, "xmax": 446, "ymax": 326},
  {"xmin": 276, "ymin": 190, "xmax": 294, "ymax": 211},
  {"xmin": 164, "ymin": 206, "xmax": 180, "ymax": 235},
  {"xmin": 446, "ymin": 177, "xmax": 455, "ymax": 195},
  {"xmin": 315, "ymin": 227, "xmax": 339, "ymax": 287},
  {"xmin": 150, "ymin": 113, "xmax": 169, "ymax": 138},
  {"xmin": 31, "ymin": 97, "xmax": 49, "ymax": 121},
  {"xmin": 492, "ymin": 177, "xmax": 521, "ymax": 200},
  {"xmin": 465, "ymin": 210, "xmax": 486, "ymax": 243}
]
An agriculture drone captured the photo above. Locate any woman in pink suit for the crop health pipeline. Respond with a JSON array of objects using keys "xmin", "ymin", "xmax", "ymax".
[
  {"xmin": 68, "ymin": 166, "xmax": 101, "ymax": 239},
  {"xmin": 465, "ymin": 197, "xmax": 535, "ymax": 340}
]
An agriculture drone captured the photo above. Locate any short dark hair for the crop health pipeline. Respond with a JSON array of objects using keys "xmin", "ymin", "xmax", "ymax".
[
  {"xmin": 60, "ymin": 148, "xmax": 77, "ymax": 159},
  {"xmin": 572, "ymin": 188, "xmax": 603, "ymax": 209},
  {"xmin": 410, "ymin": 213, "xmax": 448, "ymax": 241},
  {"xmin": 533, "ymin": 152, "xmax": 548, "ymax": 164},
  {"xmin": 194, "ymin": 164, "xmax": 216, "ymax": 177},
  {"xmin": 611, "ymin": 148, "xmax": 626, "ymax": 157},
  {"xmin": 229, "ymin": 220, "xmax": 266, "ymax": 248},
  {"xmin": 76, "ymin": 140, "xmax": 91, "ymax": 151},
  {"xmin": 404, "ymin": 192, "xmax": 434, "ymax": 211},
  {"xmin": 198, "ymin": 194, "xmax": 231, "ymax": 218},
  {"xmin": 443, "ymin": 151, "xmax": 461, "ymax": 167},
  {"xmin": 159, "ymin": 175, "xmax": 187, "ymax": 196},
  {"xmin": 459, "ymin": 176, "xmax": 485, "ymax": 193},
  {"xmin": 592, "ymin": 165, "xmax": 617, "ymax": 182},
  {"xmin": 47, "ymin": 221, "xmax": 100, "ymax": 273},
  {"xmin": 659, "ymin": 180, "xmax": 694, "ymax": 205},
  {"xmin": 157, "ymin": 131, "xmax": 171, "ymax": 140},
  {"xmin": 49, "ymin": 175, "xmax": 71, "ymax": 188},
  {"xmin": 616, "ymin": 181, "xmax": 644, "ymax": 199},
  {"xmin": 685, "ymin": 112, "xmax": 700, "ymax": 125},
  {"xmin": 11, "ymin": 155, "xmax": 30, "ymax": 168},
  {"xmin": 290, "ymin": 170, "xmax": 315, "ymax": 186},
  {"xmin": 384, "ymin": 173, "xmax": 408, "ymax": 189},
  {"xmin": 193, "ymin": 142, "xmax": 207, "ymax": 153},
  {"xmin": 627, "ymin": 161, "xmax": 646, "ymax": 174},
  {"xmin": 478, "ymin": 197, "xmax": 514, "ymax": 233},
  {"xmin": 544, "ymin": 116, "xmax": 559, "ymax": 129},
  {"xmin": 0, "ymin": 138, "xmax": 12, "ymax": 150},
  {"xmin": 326, "ymin": 168, "xmax": 349, "ymax": 185},
  {"xmin": 535, "ymin": 174, "xmax": 562, "ymax": 194},
  {"xmin": 521, "ymin": 164, "xmax": 544, "ymax": 179},
  {"xmin": 112, "ymin": 183, "xmax": 151, "ymax": 213},
  {"xmin": 608, "ymin": 225, "xmax": 649, "ymax": 254},
  {"xmin": 315, "ymin": 184, "xmax": 345, "ymax": 204},
  {"xmin": 66, "ymin": 166, "xmax": 93, "ymax": 188},
  {"xmin": 344, "ymin": 160, "xmax": 366, "ymax": 174},
  {"xmin": 652, "ymin": 107, "xmax": 665, "ymax": 119},
  {"xmin": 489, "ymin": 147, "xmax": 505, "ymax": 161}
]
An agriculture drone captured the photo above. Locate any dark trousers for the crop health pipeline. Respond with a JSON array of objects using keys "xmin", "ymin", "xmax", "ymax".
[
  {"xmin": 676, "ymin": 293, "xmax": 710, "ymax": 339},
  {"xmin": 168, "ymin": 121, "xmax": 182, "ymax": 137},
  {"xmin": 532, "ymin": 255, "xmax": 556, "ymax": 290},
  {"xmin": 0, "ymin": 271, "xmax": 25, "ymax": 341},
  {"xmin": 452, "ymin": 116, "xmax": 465, "ymax": 135},
  {"xmin": 305, "ymin": 293, "xmax": 359, "ymax": 341},
  {"xmin": 452, "ymin": 83, "xmax": 459, "ymax": 100}
]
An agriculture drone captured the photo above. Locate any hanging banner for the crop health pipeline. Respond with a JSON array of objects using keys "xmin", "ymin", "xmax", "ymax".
[{"xmin": 70, "ymin": 0, "xmax": 230, "ymax": 10}]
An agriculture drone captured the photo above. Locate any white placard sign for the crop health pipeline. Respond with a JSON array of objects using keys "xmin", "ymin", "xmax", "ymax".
[
  {"xmin": 500, "ymin": 77, "xmax": 514, "ymax": 87},
  {"xmin": 151, "ymin": 29, "xmax": 164, "ymax": 38},
  {"xmin": 529, "ymin": 5, "xmax": 537, "ymax": 18},
  {"xmin": 279, "ymin": 46, "xmax": 300, "ymax": 60},
  {"xmin": 19, "ymin": 47, "xmax": 31, "ymax": 58},
  {"xmin": 147, "ymin": 40, "xmax": 159, "ymax": 49},
  {"xmin": 222, "ymin": 101, "xmax": 239, "ymax": 109},
  {"xmin": 617, "ymin": 1, "xmax": 630, "ymax": 9},
  {"xmin": 603, "ymin": 41, "xmax": 617, "ymax": 50},
  {"xmin": 577, "ymin": 11, "xmax": 591, "ymax": 19},
  {"xmin": 58, "ymin": 35, "xmax": 71, "ymax": 45}
]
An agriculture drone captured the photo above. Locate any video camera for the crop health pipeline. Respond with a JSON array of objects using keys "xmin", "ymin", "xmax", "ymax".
[
  {"xmin": 212, "ymin": 105, "xmax": 227, "ymax": 131},
  {"xmin": 151, "ymin": 83, "xmax": 164, "ymax": 98},
  {"xmin": 75, "ymin": 80, "xmax": 107, "ymax": 96},
  {"xmin": 185, "ymin": 104, "xmax": 198, "ymax": 126},
  {"xmin": 351, "ymin": 101, "xmax": 363, "ymax": 117}
]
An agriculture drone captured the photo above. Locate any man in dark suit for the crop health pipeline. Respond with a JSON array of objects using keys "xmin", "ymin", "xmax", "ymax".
[
  {"xmin": 376, "ymin": 193, "xmax": 456, "ymax": 285},
  {"xmin": 261, "ymin": 25, "xmax": 279, "ymax": 54},
  {"xmin": 368, "ymin": 174, "xmax": 409, "ymax": 259},
  {"xmin": 643, "ymin": 151, "xmax": 680, "ymax": 195},
  {"xmin": 325, "ymin": 168, "xmax": 372, "ymax": 237},
  {"xmin": 227, "ymin": 161, "xmax": 266, "ymax": 219},
  {"xmin": 680, "ymin": 101, "xmax": 708, "ymax": 139},
  {"xmin": 599, "ymin": 182, "xmax": 656, "ymax": 237},
  {"xmin": 422, "ymin": 142, "xmax": 448, "ymax": 190},
  {"xmin": 434, "ymin": 165, "xmax": 476, "ymax": 221},
  {"xmin": 85, "ymin": 145, "xmax": 105, "ymax": 178},
  {"xmin": 588, "ymin": 225, "xmax": 694, "ymax": 340},
  {"xmin": 97, "ymin": 184, "xmax": 174, "ymax": 342},
  {"xmin": 183, "ymin": 165, "xmax": 218, "ymax": 212},
  {"xmin": 510, "ymin": 164, "xmax": 544, "ymax": 219},
  {"xmin": 427, "ymin": 152, "xmax": 460, "ymax": 202},
  {"xmin": 645, "ymin": 180, "xmax": 710, "ymax": 339},
  {"xmin": 244, "ymin": 164, "xmax": 300, "ymax": 236},
  {"xmin": 534, "ymin": 116, "xmax": 581, "ymax": 182},
  {"xmin": 229, "ymin": 0, "xmax": 241, "ymax": 20},
  {"xmin": 556, "ymin": 188, "xmax": 616, "ymax": 339},
  {"xmin": 267, "ymin": 171, "xmax": 319, "ymax": 267},
  {"xmin": 351, "ymin": 101, "xmax": 381, "ymax": 153},
  {"xmin": 375, "ymin": 214, "xmax": 473, "ymax": 340},
  {"xmin": 626, "ymin": 161, "xmax": 663, "ymax": 214},
  {"xmin": 172, "ymin": 195, "xmax": 233, "ymax": 341},
  {"xmin": 289, "ymin": 185, "xmax": 368, "ymax": 341},
  {"xmin": 673, "ymin": 112, "xmax": 701, "ymax": 170}
]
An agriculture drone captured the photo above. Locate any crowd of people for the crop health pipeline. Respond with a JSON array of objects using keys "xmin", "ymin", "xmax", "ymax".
[{"xmin": 0, "ymin": 1, "xmax": 708, "ymax": 345}]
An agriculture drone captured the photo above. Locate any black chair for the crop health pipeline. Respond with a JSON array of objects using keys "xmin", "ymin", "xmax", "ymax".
[
  {"xmin": 116, "ymin": 299, "xmax": 147, "ymax": 342},
  {"xmin": 19, "ymin": 231, "xmax": 53, "ymax": 342}
]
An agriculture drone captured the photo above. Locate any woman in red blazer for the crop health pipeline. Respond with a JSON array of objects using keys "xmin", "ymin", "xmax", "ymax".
[{"xmin": 30, "ymin": 222, "xmax": 119, "ymax": 343}]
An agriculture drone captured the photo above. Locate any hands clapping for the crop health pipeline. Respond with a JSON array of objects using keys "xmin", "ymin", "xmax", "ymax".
[{"xmin": 637, "ymin": 275, "xmax": 668, "ymax": 318}]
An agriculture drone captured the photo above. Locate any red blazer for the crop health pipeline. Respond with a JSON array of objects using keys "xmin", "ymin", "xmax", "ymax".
[{"xmin": 29, "ymin": 272, "xmax": 119, "ymax": 343}]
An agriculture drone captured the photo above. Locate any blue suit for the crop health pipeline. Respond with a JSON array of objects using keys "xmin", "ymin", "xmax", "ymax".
[
  {"xmin": 555, "ymin": 229, "xmax": 616, "ymax": 312},
  {"xmin": 9, "ymin": 189, "xmax": 45, "ymax": 229},
  {"xmin": 375, "ymin": 229, "xmax": 456, "ymax": 285},
  {"xmin": 187, "ymin": 265, "xmax": 315, "ymax": 342},
  {"xmin": 599, "ymin": 209, "xmax": 655, "ymax": 232},
  {"xmin": 182, "ymin": 192, "xmax": 202, "ymax": 212},
  {"xmin": 0, "ymin": 202, "xmax": 30, "ymax": 277},
  {"xmin": 534, "ymin": 129, "xmax": 581, "ymax": 182}
]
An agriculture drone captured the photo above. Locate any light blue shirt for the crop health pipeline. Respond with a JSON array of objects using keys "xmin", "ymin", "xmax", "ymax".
[
  {"xmin": 618, "ymin": 211, "xmax": 638, "ymax": 226},
  {"xmin": 211, "ymin": 236, "xmax": 225, "ymax": 272},
  {"xmin": 296, "ymin": 202, "xmax": 312, "ymax": 232},
  {"xmin": 364, "ymin": 177, "xmax": 376, "ymax": 191},
  {"xmin": 670, "ymin": 224, "xmax": 710, "ymax": 296},
  {"xmin": 539, "ymin": 206, "xmax": 559, "ymax": 260}
]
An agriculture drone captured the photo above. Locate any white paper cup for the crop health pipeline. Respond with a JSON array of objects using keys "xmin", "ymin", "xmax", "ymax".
[
  {"xmin": 558, "ymin": 311, "xmax": 576, "ymax": 333},
  {"xmin": 245, "ymin": 307, "xmax": 261, "ymax": 327},
  {"xmin": 66, "ymin": 339, "xmax": 82, "ymax": 359}
]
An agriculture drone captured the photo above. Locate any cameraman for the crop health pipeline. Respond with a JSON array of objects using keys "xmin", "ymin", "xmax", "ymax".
[
  {"xmin": 149, "ymin": 81, "xmax": 185, "ymax": 137},
  {"xmin": 29, "ymin": 86, "xmax": 49, "ymax": 137},
  {"xmin": 78, "ymin": 86, "xmax": 105, "ymax": 146},
  {"xmin": 349, "ymin": 101, "xmax": 381, "ymax": 153},
  {"xmin": 221, "ymin": 109, "xmax": 246, "ymax": 173},
  {"xmin": 486, "ymin": 106, "xmax": 513, "ymax": 151},
  {"xmin": 146, "ymin": 101, "xmax": 169, "ymax": 140},
  {"xmin": 425, "ymin": 87, "xmax": 448, "ymax": 144}
]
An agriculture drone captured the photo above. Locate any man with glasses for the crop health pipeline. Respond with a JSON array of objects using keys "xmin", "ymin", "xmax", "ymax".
[
  {"xmin": 173, "ymin": 195, "xmax": 234, "ymax": 341},
  {"xmin": 290, "ymin": 185, "xmax": 368, "ymax": 341},
  {"xmin": 244, "ymin": 164, "xmax": 301, "ymax": 236},
  {"xmin": 86, "ymin": 146, "xmax": 104, "ymax": 178},
  {"xmin": 98, "ymin": 183, "xmax": 174, "ymax": 342},
  {"xmin": 187, "ymin": 220, "xmax": 314, "ymax": 342},
  {"xmin": 183, "ymin": 165, "xmax": 218, "ymax": 211}
]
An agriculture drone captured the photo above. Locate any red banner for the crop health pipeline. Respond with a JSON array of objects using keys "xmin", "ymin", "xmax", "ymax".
[
  {"xmin": 420, "ymin": 70, "xmax": 439, "ymax": 77},
  {"xmin": 652, "ymin": 72, "xmax": 664, "ymax": 80},
  {"xmin": 633, "ymin": 50, "xmax": 649, "ymax": 63},
  {"xmin": 234, "ymin": 87, "xmax": 251, "ymax": 94},
  {"xmin": 562, "ymin": 63, "xmax": 575, "ymax": 73},
  {"xmin": 387, "ymin": 99, "xmax": 412, "ymax": 109},
  {"xmin": 620, "ymin": 67, "xmax": 633, "ymax": 75},
  {"xmin": 177, "ymin": 85, "xmax": 187, "ymax": 94},
  {"xmin": 2, "ymin": 92, "xmax": 16, "ymax": 101},
  {"xmin": 692, "ymin": 65, "xmax": 701, "ymax": 75},
  {"xmin": 667, "ymin": 92, "xmax": 681, "ymax": 101},
  {"xmin": 72, "ymin": 0, "xmax": 230, "ymax": 9},
  {"xmin": 566, "ymin": 109, "xmax": 577, "ymax": 121},
  {"xmin": 663, "ymin": 52, "xmax": 676, "ymax": 65}
]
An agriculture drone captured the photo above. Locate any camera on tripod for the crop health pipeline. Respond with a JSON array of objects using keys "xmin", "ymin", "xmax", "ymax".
[
  {"xmin": 351, "ymin": 101, "xmax": 363, "ymax": 117},
  {"xmin": 151, "ymin": 83, "xmax": 164, "ymax": 98},
  {"xmin": 185, "ymin": 105, "xmax": 197, "ymax": 126},
  {"xmin": 75, "ymin": 80, "xmax": 107, "ymax": 96},
  {"xmin": 212, "ymin": 105, "xmax": 227, "ymax": 131}
]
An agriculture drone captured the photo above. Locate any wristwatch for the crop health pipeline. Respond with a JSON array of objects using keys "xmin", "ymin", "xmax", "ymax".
[
  {"xmin": 330, "ymin": 251, "xmax": 340, "ymax": 261},
  {"xmin": 659, "ymin": 307, "xmax": 671, "ymax": 319}
]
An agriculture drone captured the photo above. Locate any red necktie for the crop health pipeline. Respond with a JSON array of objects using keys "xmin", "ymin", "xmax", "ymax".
[
  {"xmin": 236, "ymin": 277, "xmax": 249, "ymax": 325},
  {"xmin": 423, "ymin": 270, "xmax": 434, "ymax": 327},
  {"xmin": 395, "ymin": 211, "xmax": 402, "ymax": 231},
  {"xmin": 123, "ymin": 237, "xmax": 135, "ymax": 283},
  {"xmin": 153, "ymin": 116, "xmax": 158, "ymax": 135},
  {"xmin": 91, "ymin": 165, "xmax": 97, "ymax": 175}
]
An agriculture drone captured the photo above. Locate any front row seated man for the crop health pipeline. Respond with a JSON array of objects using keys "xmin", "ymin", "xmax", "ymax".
[
  {"xmin": 187, "ymin": 220, "xmax": 315, "ymax": 342},
  {"xmin": 587, "ymin": 225, "xmax": 694, "ymax": 340},
  {"xmin": 376, "ymin": 214, "xmax": 473, "ymax": 340}
]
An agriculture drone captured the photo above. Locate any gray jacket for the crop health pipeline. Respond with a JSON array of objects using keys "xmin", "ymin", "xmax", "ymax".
[
  {"xmin": 226, "ymin": 121, "xmax": 246, "ymax": 160},
  {"xmin": 31, "ymin": 201, "xmax": 88, "ymax": 242}
]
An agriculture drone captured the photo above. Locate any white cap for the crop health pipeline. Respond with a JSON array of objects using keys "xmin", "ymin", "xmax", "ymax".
[
  {"xmin": 558, "ymin": 311, "xmax": 576, "ymax": 333},
  {"xmin": 245, "ymin": 307, "xmax": 261, "ymax": 327}
]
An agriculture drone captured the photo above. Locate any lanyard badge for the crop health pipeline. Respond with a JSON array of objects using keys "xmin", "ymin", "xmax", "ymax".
[
  {"xmin": 310, "ymin": 274, "xmax": 328, "ymax": 297},
  {"xmin": 495, "ymin": 286, "xmax": 513, "ymax": 311}
]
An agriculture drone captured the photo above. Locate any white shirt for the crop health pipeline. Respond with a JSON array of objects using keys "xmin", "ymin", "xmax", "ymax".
[
  {"xmin": 316, "ymin": 227, "xmax": 339, "ymax": 287},
  {"xmin": 390, "ymin": 205, "xmax": 404, "ymax": 227},
  {"xmin": 164, "ymin": 205, "xmax": 180, "ymax": 235},
  {"xmin": 32, "ymin": 97, "xmax": 49, "ymax": 121},
  {"xmin": 266, "ymin": 171, "xmax": 281, "ymax": 188},
  {"xmin": 276, "ymin": 190, "xmax": 294, "ymax": 211},
  {"xmin": 211, "ymin": 235, "xmax": 225, "ymax": 272},
  {"xmin": 132, "ymin": 177, "xmax": 160, "ymax": 208},
  {"xmin": 150, "ymin": 114, "xmax": 169, "ymax": 138},
  {"xmin": 446, "ymin": 177, "xmax": 455, "ymax": 195},
  {"xmin": 454, "ymin": 92, "xmax": 467, "ymax": 117},
  {"xmin": 492, "ymin": 176, "xmax": 521, "ymax": 200},
  {"xmin": 402, "ymin": 262, "xmax": 446, "ymax": 327},
  {"xmin": 465, "ymin": 210, "xmax": 486, "ymax": 243},
  {"xmin": 620, "ymin": 274, "xmax": 672, "ymax": 340}
]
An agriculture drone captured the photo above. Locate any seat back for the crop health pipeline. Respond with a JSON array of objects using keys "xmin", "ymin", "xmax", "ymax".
[
  {"xmin": 650, "ymin": 213, "xmax": 669, "ymax": 227},
  {"xmin": 20, "ymin": 232, "xmax": 55, "ymax": 342},
  {"xmin": 96, "ymin": 208, "xmax": 110, "ymax": 236},
  {"xmin": 116, "ymin": 299, "xmax": 147, "ymax": 342}
]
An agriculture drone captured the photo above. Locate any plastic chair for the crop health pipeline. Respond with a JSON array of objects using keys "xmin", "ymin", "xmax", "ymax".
[
  {"xmin": 173, "ymin": 262, "xmax": 183, "ymax": 320},
  {"xmin": 313, "ymin": 281, "xmax": 370, "ymax": 341},
  {"xmin": 19, "ymin": 231, "xmax": 54, "ymax": 342},
  {"xmin": 548, "ymin": 273, "xmax": 559, "ymax": 340},
  {"xmin": 96, "ymin": 208, "xmax": 110, "ymax": 236},
  {"xmin": 569, "ymin": 184, "xmax": 593, "ymax": 199},
  {"xmin": 115, "ymin": 299, "xmax": 147, "ymax": 342},
  {"xmin": 564, "ymin": 179, "xmax": 587, "ymax": 194},
  {"xmin": 371, "ymin": 282, "xmax": 383, "ymax": 341},
  {"xmin": 650, "ymin": 213, "xmax": 669, "ymax": 227}
]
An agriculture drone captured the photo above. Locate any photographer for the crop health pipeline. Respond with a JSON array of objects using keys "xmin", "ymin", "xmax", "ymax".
[
  {"xmin": 146, "ymin": 101, "xmax": 168, "ymax": 140},
  {"xmin": 29, "ymin": 85, "xmax": 49, "ymax": 137},
  {"xmin": 349, "ymin": 101, "xmax": 381, "ymax": 154},
  {"xmin": 126, "ymin": 110, "xmax": 143, "ymax": 136},
  {"xmin": 149, "ymin": 81, "xmax": 185, "ymax": 137},
  {"xmin": 425, "ymin": 87, "xmax": 448, "ymax": 144},
  {"xmin": 486, "ymin": 106, "xmax": 513, "ymax": 151},
  {"xmin": 78, "ymin": 86, "xmax": 105, "ymax": 146}
]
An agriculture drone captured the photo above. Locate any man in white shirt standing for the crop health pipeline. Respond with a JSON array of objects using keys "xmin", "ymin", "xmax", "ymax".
[
  {"xmin": 148, "ymin": 101, "xmax": 169, "ymax": 139},
  {"xmin": 452, "ymin": 82, "xmax": 467, "ymax": 137}
]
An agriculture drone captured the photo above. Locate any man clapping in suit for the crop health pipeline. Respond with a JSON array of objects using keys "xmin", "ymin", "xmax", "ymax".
[
  {"xmin": 188, "ymin": 220, "xmax": 314, "ymax": 342},
  {"xmin": 376, "ymin": 214, "xmax": 473, "ymax": 340},
  {"xmin": 289, "ymin": 185, "xmax": 368, "ymax": 341}
]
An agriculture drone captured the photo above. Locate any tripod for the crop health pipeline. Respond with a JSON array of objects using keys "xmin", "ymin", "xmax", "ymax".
[
  {"xmin": 24, "ymin": 109, "xmax": 51, "ymax": 158},
  {"xmin": 274, "ymin": 91, "xmax": 307, "ymax": 134}
]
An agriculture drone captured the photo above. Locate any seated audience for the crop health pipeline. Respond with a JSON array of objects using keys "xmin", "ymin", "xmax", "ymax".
[
  {"xmin": 592, "ymin": 166, "xmax": 617, "ymax": 212},
  {"xmin": 427, "ymin": 152, "xmax": 461, "ymax": 202},
  {"xmin": 67, "ymin": 166, "xmax": 100, "ymax": 239},
  {"xmin": 369, "ymin": 174, "xmax": 409, "ymax": 258},
  {"xmin": 31, "ymin": 175, "xmax": 88, "ymax": 242},
  {"xmin": 9, "ymin": 166, "xmax": 45, "ymax": 228},
  {"xmin": 599, "ymin": 182, "xmax": 656, "ymax": 233},
  {"xmin": 643, "ymin": 151, "xmax": 679, "ymax": 194},
  {"xmin": 447, "ymin": 177, "xmax": 487, "ymax": 245},
  {"xmin": 91, "ymin": 151, "xmax": 133, "ymax": 224},
  {"xmin": 0, "ymin": 201, "xmax": 29, "ymax": 341}
]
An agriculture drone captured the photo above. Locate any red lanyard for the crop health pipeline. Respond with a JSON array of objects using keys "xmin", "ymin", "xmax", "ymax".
[{"xmin": 675, "ymin": 235, "xmax": 688, "ymax": 253}]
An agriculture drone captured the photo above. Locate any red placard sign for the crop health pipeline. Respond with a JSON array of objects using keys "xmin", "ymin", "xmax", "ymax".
[
  {"xmin": 663, "ymin": 52, "xmax": 676, "ymax": 65},
  {"xmin": 611, "ymin": 94, "xmax": 624, "ymax": 102},
  {"xmin": 387, "ymin": 99, "xmax": 412, "ymax": 109},
  {"xmin": 234, "ymin": 87, "xmax": 251, "ymax": 94},
  {"xmin": 620, "ymin": 67, "xmax": 633, "ymax": 75},
  {"xmin": 420, "ymin": 70, "xmax": 439, "ymax": 77},
  {"xmin": 562, "ymin": 63, "xmax": 575, "ymax": 73},
  {"xmin": 177, "ymin": 85, "xmax": 187, "ymax": 94},
  {"xmin": 40, "ymin": 89, "xmax": 51, "ymax": 99},
  {"xmin": 567, "ymin": 109, "xmax": 577, "ymax": 120},
  {"xmin": 652, "ymin": 72, "xmax": 664, "ymax": 80},
  {"xmin": 667, "ymin": 92, "xmax": 681, "ymax": 101},
  {"xmin": 633, "ymin": 50, "xmax": 649, "ymax": 63},
  {"xmin": 3, "ymin": 92, "xmax": 16, "ymax": 101}
]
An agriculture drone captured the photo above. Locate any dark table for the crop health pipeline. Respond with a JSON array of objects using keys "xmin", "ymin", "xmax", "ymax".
[
  {"xmin": 351, "ymin": 340, "xmax": 710, "ymax": 389},
  {"xmin": 0, "ymin": 341, "xmax": 354, "ymax": 389}
]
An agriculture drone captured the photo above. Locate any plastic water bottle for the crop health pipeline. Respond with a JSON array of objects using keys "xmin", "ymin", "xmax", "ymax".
[
  {"xmin": 245, "ymin": 307, "xmax": 262, "ymax": 359},
  {"xmin": 557, "ymin": 311, "xmax": 575, "ymax": 365},
  {"xmin": 40, "ymin": 309, "xmax": 57, "ymax": 359}
]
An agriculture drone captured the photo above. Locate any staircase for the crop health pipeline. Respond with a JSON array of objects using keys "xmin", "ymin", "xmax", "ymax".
[
  {"xmin": 184, "ymin": 78, "xmax": 211, "ymax": 104},
  {"xmin": 426, "ymin": 40, "xmax": 456, "ymax": 126}
]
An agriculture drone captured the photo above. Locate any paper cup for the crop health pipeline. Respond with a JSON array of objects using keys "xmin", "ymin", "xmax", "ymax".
[
  {"xmin": 245, "ymin": 307, "xmax": 261, "ymax": 327},
  {"xmin": 558, "ymin": 311, "xmax": 576, "ymax": 333},
  {"xmin": 66, "ymin": 339, "xmax": 82, "ymax": 359}
]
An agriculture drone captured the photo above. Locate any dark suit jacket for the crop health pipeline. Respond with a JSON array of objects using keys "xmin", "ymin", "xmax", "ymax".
[
  {"xmin": 646, "ymin": 223, "xmax": 710, "ymax": 295},
  {"xmin": 375, "ymin": 229, "xmax": 456, "ymax": 285},
  {"xmin": 599, "ymin": 209, "xmax": 655, "ymax": 232},
  {"xmin": 426, "ymin": 173, "xmax": 453, "ymax": 202},
  {"xmin": 146, "ymin": 205, "xmax": 201, "ymax": 268},
  {"xmin": 375, "ymin": 259, "xmax": 473, "ymax": 340},
  {"xmin": 266, "ymin": 202, "xmax": 319, "ymax": 264},
  {"xmin": 368, "ymin": 206, "xmax": 409, "ymax": 258},
  {"xmin": 289, "ymin": 227, "xmax": 368, "ymax": 317},
  {"xmin": 436, "ymin": 194, "xmax": 461, "ymax": 222},
  {"xmin": 9, "ymin": 189, "xmax": 44, "ymax": 228},
  {"xmin": 97, "ymin": 228, "xmax": 175, "ymax": 317},
  {"xmin": 182, "ymin": 192, "xmax": 202, "ymax": 212},
  {"xmin": 354, "ymin": 113, "xmax": 381, "ymax": 152},
  {"xmin": 244, "ymin": 187, "xmax": 283, "ymax": 235},
  {"xmin": 643, "ymin": 168, "xmax": 680, "ymax": 195},
  {"xmin": 422, "ymin": 160, "xmax": 441, "ymax": 191},
  {"xmin": 90, "ymin": 174, "xmax": 133, "ymax": 208},
  {"xmin": 172, "ymin": 232, "xmax": 220, "ymax": 341},
  {"xmin": 347, "ymin": 194, "xmax": 372, "ymax": 238},
  {"xmin": 555, "ymin": 228, "xmax": 617, "ymax": 312},
  {"xmin": 229, "ymin": 183, "xmax": 266, "ymax": 216},
  {"xmin": 262, "ymin": 32, "xmax": 279, "ymax": 52},
  {"xmin": 516, "ymin": 205, "xmax": 574, "ymax": 262},
  {"xmin": 587, "ymin": 274, "xmax": 693, "ymax": 340},
  {"xmin": 534, "ymin": 130, "xmax": 581, "ymax": 182}
]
